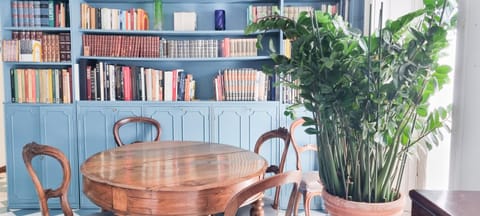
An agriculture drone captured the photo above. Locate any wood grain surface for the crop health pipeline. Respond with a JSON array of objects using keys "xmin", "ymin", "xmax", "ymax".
[{"xmin": 81, "ymin": 141, "xmax": 268, "ymax": 215}]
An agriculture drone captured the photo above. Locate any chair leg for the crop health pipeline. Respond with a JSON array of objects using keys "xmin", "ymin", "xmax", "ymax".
[
  {"xmin": 273, "ymin": 185, "xmax": 280, "ymax": 209},
  {"xmin": 304, "ymin": 192, "xmax": 313, "ymax": 216},
  {"xmin": 293, "ymin": 190, "xmax": 303, "ymax": 216}
]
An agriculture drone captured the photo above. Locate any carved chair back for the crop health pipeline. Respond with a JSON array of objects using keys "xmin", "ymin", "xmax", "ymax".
[
  {"xmin": 253, "ymin": 127, "xmax": 291, "ymax": 209},
  {"xmin": 113, "ymin": 116, "xmax": 162, "ymax": 147},
  {"xmin": 22, "ymin": 142, "xmax": 73, "ymax": 216}
]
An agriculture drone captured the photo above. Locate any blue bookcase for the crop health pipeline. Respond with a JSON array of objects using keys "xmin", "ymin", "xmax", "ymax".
[{"xmin": 1, "ymin": 0, "xmax": 362, "ymax": 210}]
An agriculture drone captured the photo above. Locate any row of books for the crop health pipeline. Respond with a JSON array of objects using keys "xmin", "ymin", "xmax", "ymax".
[
  {"xmin": 247, "ymin": 4, "xmax": 339, "ymax": 25},
  {"xmin": 214, "ymin": 68, "xmax": 273, "ymax": 101},
  {"xmin": 284, "ymin": 4, "xmax": 339, "ymax": 21},
  {"xmin": 80, "ymin": 3, "xmax": 149, "ymax": 30},
  {"xmin": 9, "ymin": 68, "xmax": 72, "ymax": 104},
  {"xmin": 247, "ymin": 5, "xmax": 280, "ymax": 25},
  {"xmin": 281, "ymin": 77, "xmax": 301, "ymax": 104},
  {"xmin": 82, "ymin": 34, "xmax": 160, "ymax": 58},
  {"xmin": 2, "ymin": 31, "xmax": 71, "ymax": 62},
  {"xmin": 221, "ymin": 38, "xmax": 258, "ymax": 57},
  {"xmin": 11, "ymin": 0, "xmax": 68, "ymax": 27},
  {"xmin": 78, "ymin": 61, "xmax": 196, "ymax": 102},
  {"xmin": 82, "ymin": 34, "xmax": 257, "ymax": 58}
]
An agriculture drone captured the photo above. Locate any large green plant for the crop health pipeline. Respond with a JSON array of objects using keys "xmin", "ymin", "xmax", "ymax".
[{"xmin": 246, "ymin": 0, "xmax": 456, "ymax": 203}]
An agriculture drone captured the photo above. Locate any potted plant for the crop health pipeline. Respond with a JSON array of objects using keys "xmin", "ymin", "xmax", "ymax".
[{"xmin": 245, "ymin": 0, "xmax": 456, "ymax": 215}]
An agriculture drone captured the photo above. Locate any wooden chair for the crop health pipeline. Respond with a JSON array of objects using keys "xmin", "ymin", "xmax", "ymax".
[
  {"xmin": 22, "ymin": 142, "xmax": 113, "ymax": 216},
  {"xmin": 113, "ymin": 116, "xmax": 162, "ymax": 147},
  {"xmin": 253, "ymin": 127, "xmax": 291, "ymax": 209},
  {"xmin": 224, "ymin": 170, "xmax": 302, "ymax": 216},
  {"xmin": 289, "ymin": 118, "xmax": 324, "ymax": 216}
]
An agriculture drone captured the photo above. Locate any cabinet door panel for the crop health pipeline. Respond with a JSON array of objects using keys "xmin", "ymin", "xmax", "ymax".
[
  {"xmin": 212, "ymin": 107, "xmax": 247, "ymax": 148},
  {"xmin": 77, "ymin": 105, "xmax": 141, "ymax": 208},
  {"xmin": 40, "ymin": 107, "xmax": 79, "ymax": 208},
  {"xmin": 5, "ymin": 106, "xmax": 41, "ymax": 208},
  {"xmin": 144, "ymin": 106, "xmax": 210, "ymax": 142},
  {"xmin": 212, "ymin": 104, "xmax": 277, "ymax": 150},
  {"xmin": 5, "ymin": 106, "xmax": 78, "ymax": 208}
]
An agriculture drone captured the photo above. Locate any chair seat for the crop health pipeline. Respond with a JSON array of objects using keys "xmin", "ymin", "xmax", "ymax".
[{"xmin": 300, "ymin": 171, "xmax": 323, "ymax": 192}]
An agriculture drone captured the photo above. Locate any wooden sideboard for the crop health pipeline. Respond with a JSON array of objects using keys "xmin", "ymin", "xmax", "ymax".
[{"xmin": 409, "ymin": 189, "xmax": 480, "ymax": 216}]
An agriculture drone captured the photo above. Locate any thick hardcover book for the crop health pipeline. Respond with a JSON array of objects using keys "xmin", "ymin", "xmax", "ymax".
[
  {"xmin": 40, "ymin": 0, "xmax": 49, "ymax": 26},
  {"xmin": 177, "ymin": 71, "xmax": 186, "ymax": 101},
  {"xmin": 18, "ymin": 0, "xmax": 24, "ymax": 27},
  {"xmin": 122, "ymin": 66, "xmax": 132, "ymax": 101},
  {"xmin": 10, "ymin": 69, "xmax": 16, "ymax": 103},
  {"xmin": 34, "ymin": 1, "xmax": 41, "ymax": 26},
  {"xmin": 115, "ymin": 65, "xmax": 123, "ymax": 101},
  {"xmin": 47, "ymin": 0, "xmax": 54, "ymax": 27},
  {"xmin": 12, "ymin": 1, "xmax": 19, "ymax": 27},
  {"xmin": 131, "ymin": 66, "xmax": 138, "ymax": 100},
  {"xmin": 59, "ymin": 32, "xmax": 71, "ymax": 62}
]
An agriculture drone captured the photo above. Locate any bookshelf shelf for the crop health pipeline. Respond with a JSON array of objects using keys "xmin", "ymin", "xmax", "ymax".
[
  {"xmin": 3, "ymin": 62, "xmax": 72, "ymax": 66},
  {"xmin": 79, "ymin": 29, "xmax": 279, "ymax": 36},
  {"xmin": 77, "ymin": 56, "xmax": 272, "ymax": 61},
  {"xmin": 84, "ymin": 0, "xmax": 279, "ymax": 3},
  {"xmin": 75, "ymin": 100, "xmax": 280, "ymax": 105},
  {"xmin": 3, "ymin": 27, "xmax": 71, "ymax": 32}
]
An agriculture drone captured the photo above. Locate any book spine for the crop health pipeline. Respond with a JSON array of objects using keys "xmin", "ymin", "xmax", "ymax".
[
  {"xmin": 10, "ymin": 69, "xmax": 17, "ymax": 103},
  {"xmin": 59, "ymin": 32, "xmax": 71, "ymax": 62},
  {"xmin": 34, "ymin": 1, "xmax": 41, "ymax": 27},
  {"xmin": 18, "ymin": 0, "xmax": 24, "ymax": 27},
  {"xmin": 48, "ymin": 0, "xmax": 54, "ymax": 27},
  {"xmin": 12, "ymin": 1, "xmax": 19, "ymax": 27}
]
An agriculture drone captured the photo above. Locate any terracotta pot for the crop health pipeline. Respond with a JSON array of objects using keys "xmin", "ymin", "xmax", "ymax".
[{"xmin": 322, "ymin": 189, "xmax": 405, "ymax": 216}]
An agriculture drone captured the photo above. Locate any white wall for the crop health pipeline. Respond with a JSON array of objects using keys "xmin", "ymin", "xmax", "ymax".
[
  {"xmin": 449, "ymin": 0, "xmax": 480, "ymax": 190},
  {"xmin": 363, "ymin": 0, "xmax": 422, "ymax": 33}
]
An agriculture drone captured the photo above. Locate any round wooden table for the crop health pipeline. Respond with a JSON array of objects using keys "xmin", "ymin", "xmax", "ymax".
[{"xmin": 81, "ymin": 141, "xmax": 268, "ymax": 215}]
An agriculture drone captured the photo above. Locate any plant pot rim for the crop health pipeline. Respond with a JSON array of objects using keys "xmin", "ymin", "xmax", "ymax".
[{"xmin": 322, "ymin": 188, "xmax": 405, "ymax": 205}]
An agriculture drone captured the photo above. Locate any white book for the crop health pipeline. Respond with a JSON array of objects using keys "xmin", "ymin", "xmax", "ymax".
[
  {"xmin": 152, "ymin": 69, "xmax": 159, "ymax": 101},
  {"xmin": 163, "ymin": 70, "xmax": 173, "ymax": 101},
  {"xmin": 174, "ymin": 12, "xmax": 197, "ymax": 31},
  {"xmin": 73, "ymin": 63, "xmax": 80, "ymax": 101},
  {"xmin": 145, "ymin": 68, "xmax": 152, "ymax": 101},
  {"xmin": 54, "ymin": 69, "xmax": 60, "ymax": 103},
  {"xmin": 254, "ymin": 70, "xmax": 260, "ymax": 101},
  {"xmin": 99, "ymin": 62, "xmax": 104, "ymax": 101}
]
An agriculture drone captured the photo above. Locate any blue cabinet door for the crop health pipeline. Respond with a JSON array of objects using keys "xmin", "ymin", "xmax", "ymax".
[
  {"xmin": 40, "ymin": 106, "xmax": 79, "ymax": 208},
  {"xmin": 143, "ymin": 104, "xmax": 210, "ymax": 142},
  {"xmin": 76, "ymin": 103, "xmax": 141, "ymax": 208},
  {"xmin": 5, "ymin": 105, "xmax": 41, "ymax": 208},
  {"xmin": 5, "ymin": 105, "xmax": 77, "ymax": 209},
  {"xmin": 212, "ymin": 103, "xmax": 279, "ymax": 202},
  {"xmin": 212, "ymin": 103, "xmax": 278, "ymax": 151}
]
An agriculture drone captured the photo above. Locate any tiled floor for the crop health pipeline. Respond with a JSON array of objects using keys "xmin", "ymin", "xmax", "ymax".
[{"xmin": 0, "ymin": 172, "xmax": 326, "ymax": 216}]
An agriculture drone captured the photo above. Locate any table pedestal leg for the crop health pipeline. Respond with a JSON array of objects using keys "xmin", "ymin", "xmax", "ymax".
[{"xmin": 250, "ymin": 194, "xmax": 265, "ymax": 216}]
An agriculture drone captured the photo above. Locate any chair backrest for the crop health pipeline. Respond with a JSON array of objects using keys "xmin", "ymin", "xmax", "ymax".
[
  {"xmin": 224, "ymin": 170, "xmax": 302, "ymax": 216},
  {"xmin": 289, "ymin": 118, "xmax": 318, "ymax": 171},
  {"xmin": 254, "ymin": 127, "xmax": 291, "ymax": 175},
  {"xmin": 253, "ymin": 127, "xmax": 291, "ymax": 209},
  {"xmin": 22, "ymin": 142, "xmax": 73, "ymax": 216},
  {"xmin": 113, "ymin": 116, "xmax": 162, "ymax": 147}
]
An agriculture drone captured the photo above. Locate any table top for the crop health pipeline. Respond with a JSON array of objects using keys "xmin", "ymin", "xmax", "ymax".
[
  {"xmin": 410, "ymin": 190, "xmax": 480, "ymax": 216},
  {"xmin": 80, "ymin": 141, "xmax": 268, "ymax": 215}
]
